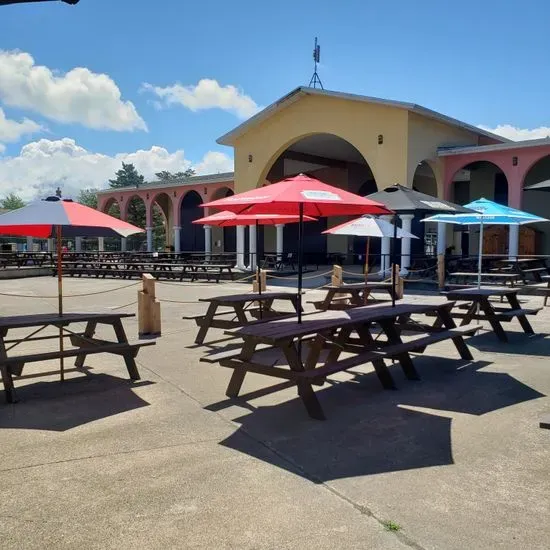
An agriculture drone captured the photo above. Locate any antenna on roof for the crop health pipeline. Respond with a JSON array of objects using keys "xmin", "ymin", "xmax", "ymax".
[{"xmin": 308, "ymin": 37, "xmax": 323, "ymax": 89}]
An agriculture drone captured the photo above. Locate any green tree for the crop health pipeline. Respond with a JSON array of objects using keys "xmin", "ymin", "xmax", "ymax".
[
  {"xmin": 155, "ymin": 169, "xmax": 195, "ymax": 182},
  {"xmin": 109, "ymin": 162, "xmax": 145, "ymax": 189},
  {"xmin": 0, "ymin": 193, "xmax": 25, "ymax": 210},
  {"xmin": 77, "ymin": 188, "xmax": 98, "ymax": 209}
]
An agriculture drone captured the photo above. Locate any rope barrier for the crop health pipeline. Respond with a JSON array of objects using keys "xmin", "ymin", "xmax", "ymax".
[
  {"xmin": 266, "ymin": 270, "xmax": 333, "ymax": 281},
  {"xmin": 0, "ymin": 280, "xmax": 141, "ymax": 300},
  {"xmin": 110, "ymin": 300, "xmax": 138, "ymax": 310}
]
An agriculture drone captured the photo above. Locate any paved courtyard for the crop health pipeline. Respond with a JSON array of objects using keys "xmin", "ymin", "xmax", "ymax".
[{"xmin": 0, "ymin": 276, "xmax": 548, "ymax": 549}]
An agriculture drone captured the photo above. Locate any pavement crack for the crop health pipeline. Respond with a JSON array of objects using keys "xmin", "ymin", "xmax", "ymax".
[{"xmin": 0, "ymin": 438, "xmax": 222, "ymax": 473}]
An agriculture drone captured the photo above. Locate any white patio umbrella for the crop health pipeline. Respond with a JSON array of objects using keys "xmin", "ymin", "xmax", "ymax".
[{"xmin": 323, "ymin": 215, "xmax": 418, "ymax": 276}]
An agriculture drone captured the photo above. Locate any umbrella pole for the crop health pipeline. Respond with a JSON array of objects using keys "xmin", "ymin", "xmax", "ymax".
[
  {"xmin": 391, "ymin": 214, "xmax": 397, "ymax": 307},
  {"xmin": 56, "ymin": 225, "xmax": 65, "ymax": 382},
  {"xmin": 297, "ymin": 203, "xmax": 304, "ymax": 324},
  {"xmin": 365, "ymin": 237, "xmax": 370, "ymax": 279},
  {"xmin": 477, "ymin": 218, "xmax": 484, "ymax": 289},
  {"xmin": 256, "ymin": 220, "xmax": 262, "ymax": 319}
]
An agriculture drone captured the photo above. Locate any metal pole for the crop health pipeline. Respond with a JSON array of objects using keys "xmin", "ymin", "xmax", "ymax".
[
  {"xmin": 297, "ymin": 203, "xmax": 304, "ymax": 323},
  {"xmin": 256, "ymin": 220, "xmax": 262, "ymax": 319},
  {"xmin": 392, "ymin": 214, "xmax": 398, "ymax": 307},
  {"xmin": 56, "ymin": 225, "xmax": 65, "ymax": 381},
  {"xmin": 477, "ymin": 218, "xmax": 484, "ymax": 289}
]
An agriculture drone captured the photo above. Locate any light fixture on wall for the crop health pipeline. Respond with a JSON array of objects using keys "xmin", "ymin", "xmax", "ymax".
[
  {"xmin": 512, "ymin": 156, "xmax": 518, "ymax": 166},
  {"xmin": 204, "ymin": 187, "xmax": 207, "ymax": 195},
  {"xmin": 248, "ymin": 154, "xmax": 253, "ymax": 163},
  {"xmin": 377, "ymin": 135, "xmax": 384, "ymax": 145}
]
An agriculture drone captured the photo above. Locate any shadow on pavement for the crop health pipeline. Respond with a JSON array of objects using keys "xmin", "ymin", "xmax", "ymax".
[
  {"xmin": 214, "ymin": 356, "xmax": 544, "ymax": 482},
  {"xmin": 0, "ymin": 373, "xmax": 153, "ymax": 431}
]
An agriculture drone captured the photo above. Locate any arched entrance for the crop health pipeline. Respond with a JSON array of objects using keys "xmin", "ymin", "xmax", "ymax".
[
  {"xmin": 123, "ymin": 195, "xmax": 147, "ymax": 251},
  {"xmin": 450, "ymin": 161, "xmax": 508, "ymax": 256},
  {"xmin": 101, "ymin": 198, "xmax": 122, "ymax": 251},
  {"xmin": 180, "ymin": 190, "xmax": 205, "ymax": 252},
  {"xmin": 209, "ymin": 187, "xmax": 236, "ymax": 254},
  {"xmin": 522, "ymin": 155, "xmax": 550, "ymax": 254},
  {"xmin": 150, "ymin": 192, "xmax": 173, "ymax": 251},
  {"xmin": 412, "ymin": 161, "xmax": 439, "ymax": 257},
  {"xmin": 263, "ymin": 133, "xmax": 377, "ymax": 265}
]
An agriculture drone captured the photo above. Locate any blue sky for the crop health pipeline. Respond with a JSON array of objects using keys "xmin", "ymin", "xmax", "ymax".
[{"xmin": 0, "ymin": 0, "xmax": 549, "ymax": 198}]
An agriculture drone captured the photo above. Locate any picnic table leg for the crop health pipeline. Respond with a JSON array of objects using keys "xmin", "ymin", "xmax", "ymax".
[
  {"xmin": 112, "ymin": 319, "xmax": 140, "ymax": 380},
  {"xmin": 195, "ymin": 302, "xmax": 219, "ymax": 345},
  {"xmin": 506, "ymin": 293, "xmax": 535, "ymax": 335},
  {"xmin": 74, "ymin": 320, "xmax": 98, "ymax": 368},
  {"xmin": 0, "ymin": 330, "xmax": 17, "ymax": 403},
  {"xmin": 282, "ymin": 340, "xmax": 325, "ymax": 420},
  {"xmin": 459, "ymin": 302, "xmax": 478, "ymax": 326},
  {"xmin": 478, "ymin": 297, "xmax": 508, "ymax": 342},
  {"xmin": 378, "ymin": 319, "xmax": 420, "ymax": 381},
  {"xmin": 435, "ymin": 305, "xmax": 474, "ymax": 360},
  {"xmin": 225, "ymin": 339, "xmax": 257, "ymax": 398},
  {"xmin": 320, "ymin": 289, "xmax": 336, "ymax": 311},
  {"xmin": 355, "ymin": 324, "xmax": 396, "ymax": 389}
]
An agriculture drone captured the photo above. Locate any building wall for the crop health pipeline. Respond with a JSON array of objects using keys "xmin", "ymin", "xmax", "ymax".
[{"xmin": 232, "ymin": 94, "xmax": 411, "ymax": 194}]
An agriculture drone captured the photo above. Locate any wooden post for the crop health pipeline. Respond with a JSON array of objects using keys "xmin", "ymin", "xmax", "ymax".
[
  {"xmin": 138, "ymin": 274, "xmax": 161, "ymax": 337},
  {"xmin": 437, "ymin": 254, "xmax": 445, "ymax": 290},
  {"xmin": 252, "ymin": 269, "xmax": 267, "ymax": 292},
  {"xmin": 392, "ymin": 264, "xmax": 404, "ymax": 300},
  {"xmin": 331, "ymin": 265, "xmax": 343, "ymax": 286}
]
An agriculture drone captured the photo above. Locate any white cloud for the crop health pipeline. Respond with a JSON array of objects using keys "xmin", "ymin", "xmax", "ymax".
[
  {"xmin": 0, "ymin": 50, "xmax": 146, "ymax": 131},
  {"xmin": 478, "ymin": 124, "xmax": 550, "ymax": 141},
  {"xmin": 142, "ymin": 78, "xmax": 261, "ymax": 119},
  {"xmin": 0, "ymin": 107, "xmax": 42, "ymax": 148},
  {"xmin": 0, "ymin": 138, "xmax": 233, "ymax": 200}
]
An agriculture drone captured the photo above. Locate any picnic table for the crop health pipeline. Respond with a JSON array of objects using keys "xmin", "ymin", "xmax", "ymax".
[
  {"xmin": 448, "ymin": 271, "xmax": 520, "ymax": 286},
  {"xmin": 309, "ymin": 282, "xmax": 396, "ymax": 311},
  {"xmin": 445, "ymin": 287, "xmax": 542, "ymax": 342},
  {"xmin": 187, "ymin": 292, "xmax": 301, "ymax": 345},
  {"xmin": 493, "ymin": 258, "xmax": 549, "ymax": 284},
  {"xmin": 0, "ymin": 312, "xmax": 154, "ymax": 403},
  {"xmin": 202, "ymin": 302, "xmax": 480, "ymax": 419}
]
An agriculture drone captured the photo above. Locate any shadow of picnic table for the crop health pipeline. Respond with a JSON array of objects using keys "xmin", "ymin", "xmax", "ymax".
[
  {"xmin": 0, "ymin": 373, "xmax": 153, "ymax": 432},
  {"xmin": 212, "ymin": 356, "xmax": 544, "ymax": 482}
]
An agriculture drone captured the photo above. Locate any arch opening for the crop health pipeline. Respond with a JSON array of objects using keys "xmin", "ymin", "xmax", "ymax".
[
  {"xmin": 151, "ymin": 192, "xmax": 173, "ymax": 251},
  {"xmin": 450, "ymin": 161, "xmax": 508, "ymax": 257},
  {"xmin": 180, "ymin": 190, "xmax": 205, "ymax": 252},
  {"xmin": 413, "ymin": 161, "xmax": 439, "ymax": 257},
  {"xmin": 522, "ymin": 154, "xmax": 550, "ymax": 254},
  {"xmin": 262, "ymin": 133, "xmax": 377, "ymax": 265}
]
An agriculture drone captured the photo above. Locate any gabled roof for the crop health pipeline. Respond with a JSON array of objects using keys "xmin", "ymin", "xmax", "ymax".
[{"xmin": 217, "ymin": 86, "xmax": 509, "ymax": 146}]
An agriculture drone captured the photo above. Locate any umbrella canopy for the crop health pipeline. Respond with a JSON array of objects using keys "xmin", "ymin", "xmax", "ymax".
[
  {"xmin": 192, "ymin": 210, "xmax": 317, "ymax": 227},
  {"xmin": 422, "ymin": 198, "xmax": 548, "ymax": 288},
  {"xmin": 0, "ymin": 197, "xmax": 143, "ymax": 238},
  {"xmin": 322, "ymin": 215, "xmax": 418, "ymax": 239},
  {"xmin": 523, "ymin": 179, "xmax": 550, "ymax": 192},
  {"xmin": 202, "ymin": 173, "xmax": 392, "ymax": 217},
  {"xmin": 365, "ymin": 183, "xmax": 473, "ymax": 214},
  {"xmin": 422, "ymin": 198, "xmax": 548, "ymax": 226}
]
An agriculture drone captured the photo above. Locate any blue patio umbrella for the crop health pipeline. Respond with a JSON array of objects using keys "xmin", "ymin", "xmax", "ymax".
[{"xmin": 422, "ymin": 198, "xmax": 548, "ymax": 288}]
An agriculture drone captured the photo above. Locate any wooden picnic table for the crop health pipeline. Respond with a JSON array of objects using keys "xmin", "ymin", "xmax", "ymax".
[
  {"xmin": 202, "ymin": 302, "xmax": 480, "ymax": 419},
  {"xmin": 448, "ymin": 271, "xmax": 520, "ymax": 286},
  {"xmin": 188, "ymin": 292, "xmax": 301, "ymax": 345},
  {"xmin": 0, "ymin": 312, "xmax": 154, "ymax": 403},
  {"xmin": 445, "ymin": 287, "xmax": 542, "ymax": 342},
  {"xmin": 310, "ymin": 282, "xmax": 396, "ymax": 311},
  {"xmin": 493, "ymin": 258, "xmax": 549, "ymax": 284}
]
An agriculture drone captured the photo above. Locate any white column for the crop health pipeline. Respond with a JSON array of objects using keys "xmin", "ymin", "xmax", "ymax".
[
  {"xmin": 120, "ymin": 237, "xmax": 127, "ymax": 252},
  {"xmin": 436, "ymin": 222, "xmax": 447, "ymax": 256},
  {"xmin": 399, "ymin": 214, "xmax": 414, "ymax": 274},
  {"xmin": 204, "ymin": 225, "xmax": 212, "ymax": 257},
  {"xmin": 47, "ymin": 238, "xmax": 54, "ymax": 253},
  {"xmin": 173, "ymin": 226, "xmax": 181, "ymax": 253},
  {"xmin": 26, "ymin": 236, "xmax": 34, "ymax": 252},
  {"xmin": 249, "ymin": 224, "xmax": 257, "ymax": 271},
  {"xmin": 75, "ymin": 237, "xmax": 82, "ymax": 252},
  {"xmin": 276, "ymin": 224, "xmax": 284, "ymax": 260},
  {"xmin": 380, "ymin": 215, "xmax": 392, "ymax": 274},
  {"xmin": 508, "ymin": 224, "xmax": 519, "ymax": 260},
  {"xmin": 146, "ymin": 227, "xmax": 153, "ymax": 252},
  {"xmin": 98, "ymin": 237, "xmax": 105, "ymax": 252},
  {"xmin": 236, "ymin": 226, "xmax": 245, "ymax": 269}
]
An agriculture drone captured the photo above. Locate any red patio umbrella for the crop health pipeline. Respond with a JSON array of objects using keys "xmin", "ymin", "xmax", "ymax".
[
  {"xmin": 193, "ymin": 210, "xmax": 318, "ymax": 316},
  {"xmin": 0, "ymin": 196, "xmax": 143, "ymax": 379},
  {"xmin": 203, "ymin": 174, "xmax": 393, "ymax": 321}
]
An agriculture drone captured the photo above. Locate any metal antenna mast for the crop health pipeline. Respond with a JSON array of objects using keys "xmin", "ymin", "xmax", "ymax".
[{"xmin": 308, "ymin": 37, "xmax": 323, "ymax": 89}]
